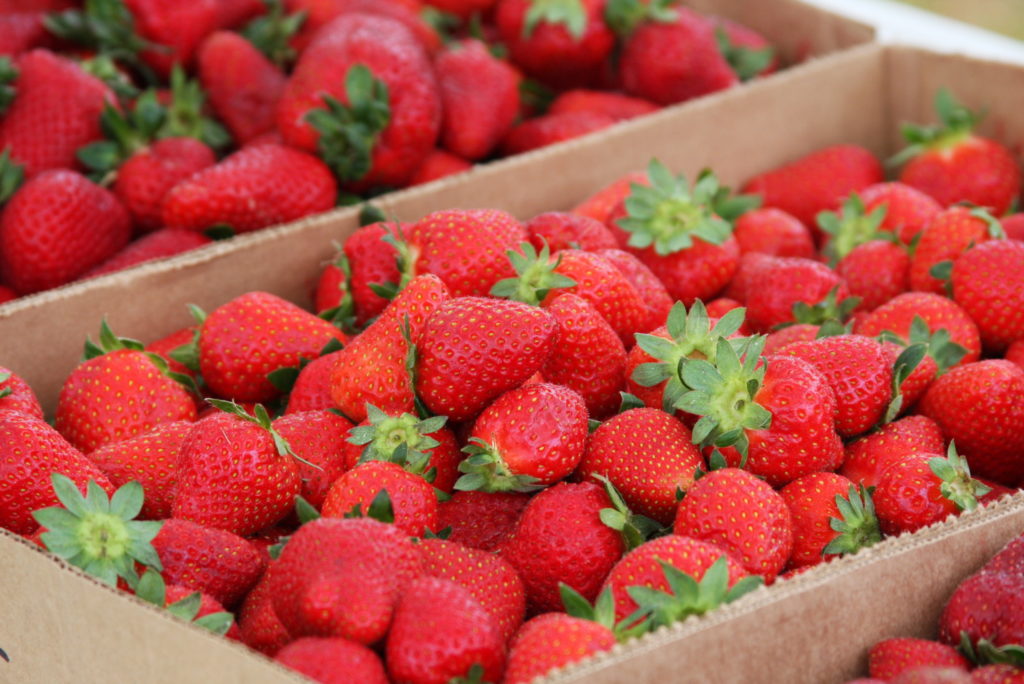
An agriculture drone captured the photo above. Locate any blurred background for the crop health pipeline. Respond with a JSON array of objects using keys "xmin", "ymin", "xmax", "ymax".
[{"xmin": 898, "ymin": 0, "xmax": 1024, "ymax": 40}]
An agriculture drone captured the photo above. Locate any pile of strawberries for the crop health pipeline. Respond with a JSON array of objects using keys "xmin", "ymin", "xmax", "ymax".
[
  {"xmin": 844, "ymin": 532, "xmax": 1024, "ymax": 684},
  {"xmin": 0, "ymin": 0, "xmax": 778, "ymax": 304},
  {"xmin": 2, "ymin": 86, "xmax": 1024, "ymax": 684}
]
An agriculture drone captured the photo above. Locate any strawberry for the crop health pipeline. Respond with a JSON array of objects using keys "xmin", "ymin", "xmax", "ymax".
[
  {"xmin": 940, "ymin": 569, "xmax": 1024, "ymax": 657},
  {"xmin": 0, "ymin": 284, "xmax": 15, "ymax": 303},
  {"xmin": 892, "ymin": 667, "xmax": 972, "ymax": 683},
  {"xmin": 736, "ymin": 256, "xmax": 849, "ymax": 333},
  {"xmin": 855, "ymin": 292, "xmax": 981, "ymax": 366},
  {"xmin": 895, "ymin": 89, "xmax": 1021, "ymax": 215},
  {"xmin": 84, "ymin": 229, "xmax": 211, "ymax": 278},
  {"xmin": 836, "ymin": 239, "xmax": 911, "ymax": 313},
  {"xmin": 0, "ymin": 169, "xmax": 131, "ymax": 294},
  {"xmin": 985, "ymin": 534, "xmax": 1024, "ymax": 575},
  {"xmin": 579, "ymin": 408, "xmax": 704, "ymax": 525},
  {"xmin": 321, "ymin": 460, "xmax": 440, "ymax": 536},
  {"xmin": 1004, "ymin": 213, "xmax": 1024, "ymax": 241},
  {"xmin": 918, "ymin": 360, "xmax": 1024, "ymax": 486},
  {"xmin": 951, "ymin": 239, "xmax": 1024, "ymax": 352},
  {"xmin": 869, "ymin": 639, "xmax": 971, "ymax": 681},
  {"xmin": 422, "ymin": 0, "xmax": 497, "ymax": 20},
  {"xmin": 970, "ymin": 665, "xmax": 1024, "ymax": 684},
  {"xmin": 504, "ymin": 611, "xmax": 617, "ymax": 684},
  {"xmin": 0, "ymin": 366, "xmax": 42, "ymax": 418},
  {"xmin": 283, "ymin": 350, "xmax": 346, "ymax": 415},
  {"xmin": 733, "ymin": 207, "xmax": 815, "ymax": 259},
  {"xmin": 527, "ymin": 212, "xmax": 618, "ymax": 252},
  {"xmin": 458, "ymin": 382, "xmax": 588, "ymax": 492},
  {"xmin": 386, "ymin": 576, "xmax": 506, "ymax": 684},
  {"xmin": 435, "ymin": 39, "xmax": 520, "ymax": 161},
  {"xmin": 408, "ymin": 148, "xmax": 471, "ymax": 185},
  {"xmin": 0, "ymin": 50, "xmax": 113, "ymax": 177},
  {"xmin": 502, "ymin": 110, "xmax": 617, "ymax": 155},
  {"xmin": 197, "ymin": 30, "xmax": 287, "ymax": 145},
  {"xmin": 285, "ymin": 0, "xmax": 442, "ymax": 55},
  {"xmin": 549, "ymin": 89, "xmax": 659, "ymax": 121},
  {"xmin": 499, "ymin": 481, "xmax": 624, "ymax": 613},
  {"xmin": 276, "ymin": 637, "xmax": 389, "ymax": 684},
  {"xmin": 595, "ymin": 247, "xmax": 673, "ymax": 332},
  {"xmin": 742, "ymin": 144, "xmax": 884, "ymax": 230},
  {"xmin": 763, "ymin": 323, "xmax": 821, "ymax": 355},
  {"xmin": 237, "ymin": 565, "xmax": 291, "ymax": 656},
  {"xmin": 162, "ymin": 143, "xmax": 337, "ymax": 234},
  {"xmin": 436, "ymin": 490, "xmax": 532, "ymax": 552},
  {"xmin": 215, "ymin": 0, "xmax": 266, "ymax": 29},
  {"xmin": 674, "ymin": 467, "xmax": 793, "ymax": 582},
  {"xmin": 0, "ymin": 414, "xmax": 114, "ymax": 534},
  {"xmin": 572, "ymin": 170, "xmax": 647, "ymax": 224},
  {"xmin": 710, "ymin": 16, "xmax": 778, "ymax": 79},
  {"xmin": 841, "ymin": 415, "xmax": 946, "ymax": 489},
  {"xmin": 268, "ymin": 516, "xmax": 423, "ymax": 643},
  {"xmin": 145, "ymin": 326, "xmax": 200, "ymax": 381},
  {"xmin": 87, "ymin": 420, "xmax": 191, "ymax": 519},
  {"xmin": 273, "ymin": 409, "xmax": 353, "ymax": 508},
  {"xmin": 859, "ymin": 182, "xmax": 942, "ymax": 244},
  {"xmin": 419, "ymin": 538, "xmax": 526, "ymax": 645},
  {"xmin": 495, "ymin": 0, "xmax": 614, "ymax": 89},
  {"xmin": 173, "ymin": 402, "xmax": 303, "ymax": 536},
  {"xmin": 0, "ymin": 13, "xmax": 51, "ymax": 56},
  {"xmin": 780, "ymin": 473, "xmax": 880, "ymax": 569},
  {"xmin": 277, "ymin": 13, "xmax": 440, "ymax": 191},
  {"xmin": 415, "ymin": 296, "xmax": 557, "ymax": 422},
  {"xmin": 909, "ymin": 207, "xmax": 1003, "ymax": 295},
  {"xmin": 336, "ymin": 221, "xmax": 403, "ymax": 326},
  {"xmin": 1007, "ymin": 339, "xmax": 1024, "ymax": 371}
]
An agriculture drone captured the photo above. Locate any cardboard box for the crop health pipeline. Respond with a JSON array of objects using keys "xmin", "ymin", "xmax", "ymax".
[{"xmin": 3, "ymin": 43, "xmax": 1024, "ymax": 684}]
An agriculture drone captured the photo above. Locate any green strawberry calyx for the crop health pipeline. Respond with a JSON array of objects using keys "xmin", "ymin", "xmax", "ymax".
[
  {"xmin": 0, "ymin": 146, "xmax": 25, "ymax": 205},
  {"xmin": 891, "ymin": 88, "xmax": 981, "ymax": 166},
  {"xmin": 454, "ymin": 438, "xmax": 544, "ymax": 493},
  {"xmin": 342, "ymin": 488, "xmax": 396, "ymax": 524},
  {"xmin": 817, "ymin": 193, "xmax": 889, "ymax": 265},
  {"xmin": 316, "ymin": 250, "xmax": 360, "ymax": 335},
  {"xmin": 205, "ymin": 399, "xmax": 321, "ymax": 470},
  {"xmin": 624, "ymin": 556, "xmax": 764, "ymax": 632},
  {"xmin": 604, "ymin": 0, "xmax": 677, "ymax": 38},
  {"xmin": 561, "ymin": 584, "xmax": 649, "ymax": 642},
  {"xmin": 524, "ymin": 0, "xmax": 588, "ymax": 40},
  {"xmin": 0, "ymin": 57, "xmax": 18, "ymax": 115},
  {"xmin": 135, "ymin": 568, "xmax": 234, "ymax": 636},
  {"xmin": 593, "ymin": 474, "xmax": 663, "ymax": 551},
  {"xmin": 929, "ymin": 441, "xmax": 990, "ymax": 512},
  {"xmin": 83, "ymin": 319, "xmax": 200, "ymax": 395},
  {"xmin": 674, "ymin": 336, "xmax": 772, "ymax": 462},
  {"xmin": 489, "ymin": 240, "xmax": 577, "ymax": 306},
  {"xmin": 882, "ymin": 340, "xmax": 927, "ymax": 424},
  {"xmin": 0, "ymin": 370, "xmax": 11, "ymax": 399},
  {"xmin": 823, "ymin": 484, "xmax": 882, "ymax": 558},
  {"xmin": 33, "ymin": 474, "xmax": 163, "ymax": 589},
  {"xmin": 241, "ymin": 0, "xmax": 306, "ymax": 67},
  {"xmin": 959, "ymin": 633, "xmax": 1024, "ymax": 668},
  {"xmin": 631, "ymin": 300, "xmax": 747, "ymax": 413},
  {"xmin": 350, "ymin": 404, "xmax": 447, "ymax": 484},
  {"xmin": 714, "ymin": 26, "xmax": 774, "ymax": 82},
  {"xmin": 307, "ymin": 63, "xmax": 391, "ymax": 184},
  {"xmin": 784, "ymin": 286, "xmax": 861, "ymax": 331}
]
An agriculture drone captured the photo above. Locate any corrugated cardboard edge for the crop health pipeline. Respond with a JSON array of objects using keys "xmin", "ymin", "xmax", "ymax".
[{"xmin": 541, "ymin": 491, "xmax": 1024, "ymax": 684}]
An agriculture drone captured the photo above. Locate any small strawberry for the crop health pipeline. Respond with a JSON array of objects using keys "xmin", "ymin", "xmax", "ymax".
[
  {"xmin": 436, "ymin": 490, "xmax": 532, "ymax": 552},
  {"xmin": 276, "ymin": 637, "xmax": 388, "ymax": 684},
  {"xmin": 502, "ymin": 110, "xmax": 617, "ymax": 155},
  {"xmin": 595, "ymin": 247, "xmax": 673, "ymax": 332},
  {"xmin": 527, "ymin": 211, "xmax": 618, "ymax": 253},
  {"xmin": 951, "ymin": 239, "xmax": 1024, "ymax": 352},
  {"xmin": 733, "ymin": 207, "xmax": 815, "ymax": 259},
  {"xmin": 841, "ymin": 415, "xmax": 946, "ymax": 489},
  {"xmin": 321, "ymin": 460, "xmax": 440, "ymax": 537},
  {"xmin": 84, "ymin": 229, "xmax": 211, "ymax": 278},
  {"xmin": 273, "ymin": 409, "xmax": 353, "ymax": 509},
  {"xmin": 1004, "ymin": 213, "xmax": 1024, "ymax": 241},
  {"xmin": 909, "ymin": 206, "xmax": 1003, "ymax": 295},
  {"xmin": 869, "ymin": 638, "xmax": 971, "ymax": 681},
  {"xmin": 136, "ymin": 572, "xmax": 239, "ymax": 639},
  {"xmin": 408, "ymin": 148, "xmax": 472, "ymax": 185},
  {"xmin": 572, "ymin": 170, "xmax": 648, "ymax": 224},
  {"xmin": 741, "ymin": 255, "xmax": 850, "ymax": 332},
  {"xmin": 285, "ymin": 0, "xmax": 441, "ymax": 55},
  {"xmin": 337, "ymin": 221, "xmax": 403, "ymax": 326},
  {"xmin": 836, "ymin": 239, "xmax": 911, "ymax": 313},
  {"xmin": 859, "ymin": 181, "xmax": 942, "ymax": 244},
  {"xmin": 0, "ymin": 365, "xmax": 42, "ymax": 418},
  {"xmin": 145, "ymin": 326, "xmax": 200, "ymax": 381},
  {"xmin": 780, "ymin": 473, "xmax": 880, "ymax": 569},
  {"xmin": 855, "ymin": 292, "xmax": 981, "ymax": 366},
  {"xmin": 237, "ymin": 564, "xmax": 291, "ymax": 656},
  {"xmin": 549, "ymin": 89, "xmax": 659, "ymax": 121},
  {"xmin": 503, "ymin": 610, "xmax": 617, "ymax": 684}
]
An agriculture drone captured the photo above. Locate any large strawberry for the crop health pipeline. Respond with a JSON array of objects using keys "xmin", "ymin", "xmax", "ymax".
[
  {"xmin": 595, "ymin": 247, "xmax": 675, "ymax": 332},
  {"xmin": 868, "ymin": 639, "xmax": 970, "ymax": 682},
  {"xmin": 527, "ymin": 211, "xmax": 618, "ymax": 252},
  {"xmin": 841, "ymin": 415, "xmax": 945, "ymax": 489},
  {"xmin": 908, "ymin": 206, "xmax": 1003, "ymax": 295},
  {"xmin": 859, "ymin": 182, "xmax": 942, "ymax": 244},
  {"xmin": 736, "ymin": 255, "xmax": 850, "ymax": 332},
  {"xmin": 273, "ymin": 409, "xmax": 353, "ymax": 508},
  {"xmin": 733, "ymin": 207, "xmax": 815, "ymax": 259},
  {"xmin": 504, "ymin": 611, "xmax": 617, "ymax": 684},
  {"xmin": 951, "ymin": 239, "xmax": 1024, "ymax": 352},
  {"xmin": 855, "ymin": 292, "xmax": 981, "ymax": 366},
  {"xmin": 275, "ymin": 638, "xmax": 388, "ymax": 684},
  {"xmin": 780, "ymin": 473, "xmax": 880, "ymax": 569},
  {"xmin": 321, "ymin": 460, "xmax": 440, "ymax": 536}
]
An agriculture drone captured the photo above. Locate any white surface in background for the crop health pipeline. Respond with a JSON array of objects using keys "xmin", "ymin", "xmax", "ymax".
[{"xmin": 804, "ymin": 0, "xmax": 1024, "ymax": 64}]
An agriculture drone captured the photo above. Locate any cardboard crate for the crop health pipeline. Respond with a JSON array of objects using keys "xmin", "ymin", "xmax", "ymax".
[{"xmin": 3, "ymin": 43, "xmax": 1024, "ymax": 684}]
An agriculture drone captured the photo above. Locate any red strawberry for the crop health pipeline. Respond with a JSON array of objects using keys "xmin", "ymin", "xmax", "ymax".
[
  {"xmin": 674, "ymin": 467, "xmax": 793, "ymax": 582},
  {"xmin": 285, "ymin": 0, "xmax": 441, "ymax": 55},
  {"xmin": 214, "ymin": 0, "xmax": 266, "ymax": 29},
  {"xmin": 237, "ymin": 564, "xmax": 291, "ymax": 656},
  {"xmin": 0, "ymin": 13, "xmax": 50, "ymax": 56},
  {"xmin": 124, "ymin": 0, "xmax": 219, "ymax": 77},
  {"xmin": 859, "ymin": 182, "xmax": 942, "ymax": 244},
  {"xmin": 579, "ymin": 408, "xmax": 704, "ymax": 525},
  {"xmin": 437, "ymin": 490, "xmax": 532, "ymax": 552},
  {"xmin": 502, "ymin": 110, "xmax": 617, "ymax": 155},
  {"xmin": 549, "ymin": 89, "xmax": 659, "ymax": 121},
  {"xmin": 1004, "ymin": 213, "xmax": 1024, "ymax": 241},
  {"xmin": 145, "ymin": 326, "xmax": 200, "ymax": 381},
  {"xmin": 595, "ymin": 247, "xmax": 673, "ymax": 332},
  {"xmin": 87, "ymin": 420, "xmax": 191, "ymax": 519},
  {"xmin": 421, "ymin": 0, "xmax": 497, "ymax": 20},
  {"xmin": 277, "ymin": 13, "xmax": 440, "ymax": 191},
  {"xmin": 710, "ymin": 16, "xmax": 778, "ymax": 79},
  {"xmin": 869, "ymin": 638, "xmax": 971, "ymax": 681},
  {"xmin": 739, "ymin": 255, "xmax": 849, "ymax": 332},
  {"xmin": 0, "ymin": 366, "xmax": 42, "ymax": 418},
  {"xmin": 85, "ymin": 229, "xmax": 211, "ymax": 278},
  {"xmin": 896, "ymin": 89, "xmax": 1021, "ymax": 215},
  {"xmin": 281, "ymin": 350, "xmax": 344, "ymax": 415},
  {"xmin": 951, "ymin": 240, "xmax": 1024, "ymax": 352},
  {"xmin": 408, "ymin": 148, "xmax": 471, "ymax": 185},
  {"xmin": 0, "ymin": 412, "xmax": 114, "ymax": 534},
  {"xmin": 273, "ymin": 409, "xmax": 353, "ymax": 509},
  {"xmin": 742, "ymin": 144, "xmax": 884, "ymax": 230},
  {"xmin": 197, "ymin": 30, "xmax": 287, "ymax": 145},
  {"xmin": 572, "ymin": 171, "xmax": 648, "ymax": 224},
  {"xmin": 321, "ymin": 460, "xmax": 440, "ymax": 536},
  {"xmin": 763, "ymin": 323, "xmax": 820, "ymax": 355},
  {"xmin": 918, "ymin": 360, "xmax": 1024, "ymax": 485},
  {"xmin": 339, "ymin": 221, "xmax": 404, "ymax": 325},
  {"xmin": 268, "ymin": 517, "xmax": 423, "ymax": 643},
  {"xmin": 386, "ymin": 576, "xmax": 506, "ymax": 684},
  {"xmin": 276, "ymin": 637, "xmax": 388, "ymax": 684},
  {"xmin": 855, "ymin": 292, "xmax": 981, "ymax": 366},
  {"xmin": 527, "ymin": 211, "xmax": 618, "ymax": 253},
  {"xmin": 503, "ymin": 612, "xmax": 616, "ymax": 684},
  {"xmin": 500, "ymin": 481, "xmax": 624, "ymax": 613},
  {"xmin": 0, "ymin": 50, "xmax": 113, "ymax": 177},
  {"xmin": 162, "ymin": 144, "xmax": 336, "ymax": 234},
  {"xmin": 909, "ymin": 206, "xmax": 1003, "ymax": 295},
  {"xmin": 173, "ymin": 403, "xmax": 303, "ymax": 536},
  {"xmin": 1007, "ymin": 339, "xmax": 1024, "ymax": 371},
  {"xmin": 0, "ymin": 169, "xmax": 130, "ymax": 294},
  {"xmin": 733, "ymin": 207, "xmax": 815, "ymax": 259},
  {"xmin": 940, "ymin": 570, "xmax": 1024, "ymax": 651},
  {"xmin": 841, "ymin": 415, "xmax": 945, "ymax": 488},
  {"xmin": 419, "ymin": 538, "xmax": 526, "ymax": 645},
  {"xmin": 415, "ymin": 296, "xmax": 557, "ymax": 422},
  {"xmin": 970, "ymin": 665, "xmax": 1024, "ymax": 684},
  {"xmin": 837, "ymin": 239, "xmax": 911, "ymax": 312},
  {"xmin": 0, "ymin": 284, "xmax": 15, "ymax": 303}
]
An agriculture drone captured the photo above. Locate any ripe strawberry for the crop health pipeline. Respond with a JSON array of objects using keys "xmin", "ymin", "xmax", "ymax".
[
  {"xmin": 710, "ymin": 16, "xmax": 778, "ymax": 79},
  {"xmin": 572, "ymin": 170, "xmax": 647, "ymax": 224},
  {"xmin": 909, "ymin": 206, "xmax": 1003, "ymax": 295},
  {"xmin": 408, "ymin": 148, "xmax": 472, "ymax": 185},
  {"xmin": 87, "ymin": 420, "xmax": 191, "ymax": 520},
  {"xmin": 940, "ymin": 569, "xmax": 1024, "ymax": 650},
  {"xmin": 1007, "ymin": 339, "xmax": 1024, "ymax": 371},
  {"xmin": 869, "ymin": 638, "xmax": 970, "ymax": 681},
  {"xmin": 837, "ymin": 239, "xmax": 911, "ymax": 312},
  {"xmin": 337, "ymin": 221, "xmax": 404, "ymax": 326},
  {"xmin": 0, "ymin": 366, "xmax": 42, "ymax": 418},
  {"xmin": 1004, "ymin": 213, "xmax": 1024, "ymax": 241},
  {"xmin": 527, "ymin": 212, "xmax": 618, "ymax": 252},
  {"xmin": 435, "ymin": 39, "xmax": 520, "ymax": 161},
  {"xmin": 742, "ymin": 144, "xmax": 884, "ymax": 230},
  {"xmin": 595, "ymin": 247, "xmax": 673, "ymax": 332},
  {"xmin": 970, "ymin": 665, "xmax": 1024, "ymax": 684},
  {"xmin": 126, "ymin": 0, "xmax": 220, "ymax": 77},
  {"xmin": 197, "ymin": 30, "xmax": 287, "ymax": 145},
  {"xmin": 0, "ymin": 413, "xmax": 114, "ymax": 534},
  {"xmin": 859, "ymin": 182, "xmax": 942, "ymax": 244},
  {"xmin": 763, "ymin": 323, "xmax": 820, "ymax": 355},
  {"xmin": 841, "ymin": 415, "xmax": 945, "ymax": 488},
  {"xmin": 780, "ymin": 473, "xmax": 880, "ymax": 569},
  {"xmin": 951, "ymin": 240, "xmax": 1024, "ymax": 352},
  {"xmin": 85, "ymin": 229, "xmax": 211, "ymax": 279},
  {"xmin": 173, "ymin": 402, "xmax": 303, "ymax": 536},
  {"xmin": 419, "ymin": 538, "xmax": 526, "ymax": 645},
  {"xmin": 733, "ymin": 207, "xmax": 815, "ymax": 259},
  {"xmin": 162, "ymin": 143, "xmax": 337, "ymax": 234},
  {"xmin": 237, "ymin": 565, "xmax": 291, "ymax": 656},
  {"xmin": 145, "ymin": 326, "xmax": 200, "ymax": 381},
  {"xmin": 502, "ymin": 110, "xmax": 617, "ymax": 155},
  {"xmin": 503, "ymin": 612, "xmax": 616, "ymax": 684},
  {"xmin": 0, "ymin": 169, "xmax": 131, "ymax": 294},
  {"xmin": 277, "ymin": 13, "xmax": 440, "ymax": 191},
  {"xmin": 918, "ymin": 360, "xmax": 1024, "ymax": 485},
  {"xmin": 0, "ymin": 13, "xmax": 50, "ymax": 56},
  {"xmin": 549, "ymin": 89, "xmax": 659, "ymax": 121},
  {"xmin": 891, "ymin": 667, "xmax": 972, "ymax": 683},
  {"xmin": 214, "ymin": 0, "xmax": 266, "ymax": 29},
  {"xmin": 285, "ymin": 0, "xmax": 441, "ymax": 55},
  {"xmin": 896, "ymin": 89, "xmax": 1021, "ymax": 215},
  {"xmin": 415, "ymin": 296, "xmax": 557, "ymax": 422},
  {"xmin": 321, "ymin": 460, "xmax": 440, "ymax": 536},
  {"xmin": 495, "ymin": 0, "xmax": 614, "ymax": 89},
  {"xmin": 437, "ymin": 490, "xmax": 532, "ymax": 552},
  {"xmin": 500, "ymin": 481, "xmax": 625, "ymax": 613},
  {"xmin": 0, "ymin": 284, "xmax": 15, "ymax": 303},
  {"xmin": 855, "ymin": 292, "xmax": 981, "ymax": 366},
  {"xmin": 985, "ymin": 534, "xmax": 1024, "ymax": 575},
  {"xmin": 276, "ymin": 637, "xmax": 388, "ymax": 684},
  {"xmin": 741, "ymin": 256, "xmax": 850, "ymax": 332},
  {"xmin": 386, "ymin": 576, "xmax": 506, "ymax": 684},
  {"xmin": 273, "ymin": 409, "xmax": 353, "ymax": 508},
  {"xmin": 579, "ymin": 408, "xmax": 704, "ymax": 525},
  {"xmin": 268, "ymin": 517, "xmax": 423, "ymax": 643},
  {"xmin": 0, "ymin": 50, "xmax": 113, "ymax": 177},
  {"xmin": 674, "ymin": 467, "xmax": 793, "ymax": 582}
]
